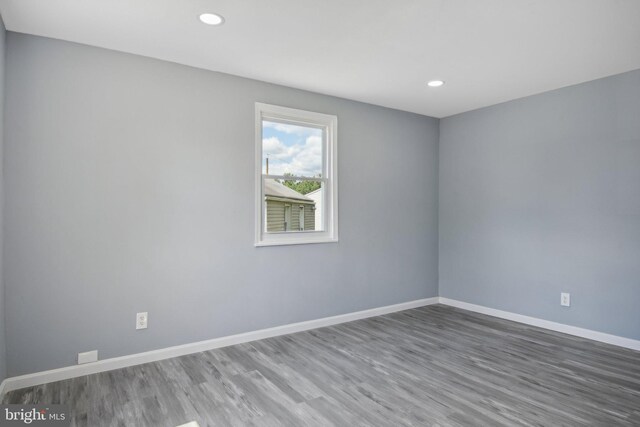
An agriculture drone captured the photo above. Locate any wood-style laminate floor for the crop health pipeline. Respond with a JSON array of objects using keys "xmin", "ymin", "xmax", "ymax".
[{"xmin": 4, "ymin": 304, "xmax": 640, "ymax": 426}]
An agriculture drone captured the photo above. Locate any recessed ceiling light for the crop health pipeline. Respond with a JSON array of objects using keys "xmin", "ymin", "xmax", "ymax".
[
  {"xmin": 427, "ymin": 80, "xmax": 445, "ymax": 87},
  {"xmin": 199, "ymin": 13, "xmax": 225, "ymax": 26}
]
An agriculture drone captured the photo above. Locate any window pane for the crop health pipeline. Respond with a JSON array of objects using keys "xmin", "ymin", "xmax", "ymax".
[
  {"xmin": 262, "ymin": 120, "xmax": 323, "ymax": 178},
  {"xmin": 264, "ymin": 179, "xmax": 324, "ymax": 233}
]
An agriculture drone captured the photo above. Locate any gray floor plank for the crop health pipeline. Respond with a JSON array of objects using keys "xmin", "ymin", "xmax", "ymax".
[{"xmin": 3, "ymin": 304, "xmax": 640, "ymax": 426}]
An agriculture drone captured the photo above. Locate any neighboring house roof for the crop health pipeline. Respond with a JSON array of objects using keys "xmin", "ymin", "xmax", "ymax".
[{"xmin": 264, "ymin": 179, "xmax": 313, "ymax": 202}]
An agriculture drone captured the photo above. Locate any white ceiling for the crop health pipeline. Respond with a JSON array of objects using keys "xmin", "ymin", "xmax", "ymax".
[{"xmin": 1, "ymin": 0, "xmax": 639, "ymax": 118}]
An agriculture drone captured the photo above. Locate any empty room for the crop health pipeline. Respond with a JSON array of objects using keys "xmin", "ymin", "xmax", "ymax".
[{"xmin": 0, "ymin": 0, "xmax": 638, "ymax": 426}]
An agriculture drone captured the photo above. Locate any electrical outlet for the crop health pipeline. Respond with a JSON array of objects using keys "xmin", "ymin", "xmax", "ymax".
[
  {"xmin": 561, "ymin": 292, "xmax": 571, "ymax": 307},
  {"xmin": 78, "ymin": 350, "xmax": 98, "ymax": 364},
  {"xmin": 136, "ymin": 312, "xmax": 148, "ymax": 330}
]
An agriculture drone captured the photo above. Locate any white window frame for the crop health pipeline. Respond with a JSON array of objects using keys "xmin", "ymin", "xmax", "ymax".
[{"xmin": 255, "ymin": 102, "xmax": 338, "ymax": 247}]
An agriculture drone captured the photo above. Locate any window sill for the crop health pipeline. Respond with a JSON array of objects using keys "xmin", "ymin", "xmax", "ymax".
[{"xmin": 255, "ymin": 237, "xmax": 339, "ymax": 247}]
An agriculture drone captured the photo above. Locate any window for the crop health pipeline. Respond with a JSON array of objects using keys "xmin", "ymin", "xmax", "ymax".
[{"xmin": 255, "ymin": 103, "xmax": 338, "ymax": 246}]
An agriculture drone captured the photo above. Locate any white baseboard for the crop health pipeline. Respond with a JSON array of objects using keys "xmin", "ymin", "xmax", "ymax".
[
  {"xmin": 3, "ymin": 295, "xmax": 637, "ymax": 399},
  {"xmin": 439, "ymin": 297, "xmax": 640, "ymax": 351},
  {"xmin": 0, "ymin": 297, "xmax": 439, "ymax": 395}
]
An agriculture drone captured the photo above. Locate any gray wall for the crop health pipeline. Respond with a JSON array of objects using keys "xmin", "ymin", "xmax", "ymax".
[
  {"xmin": 4, "ymin": 33, "xmax": 440, "ymax": 376},
  {"xmin": 0, "ymin": 14, "xmax": 6, "ymax": 383},
  {"xmin": 440, "ymin": 69, "xmax": 640, "ymax": 340}
]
